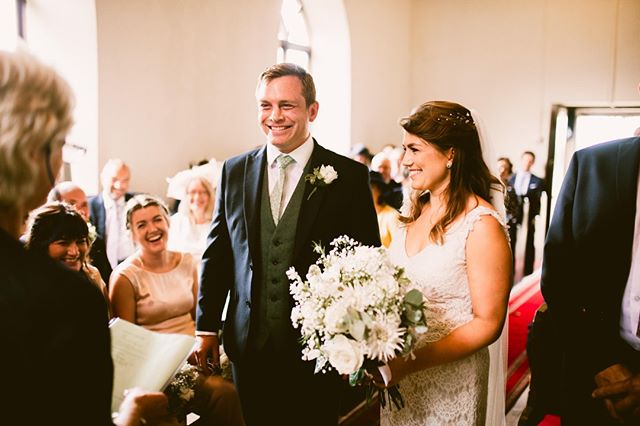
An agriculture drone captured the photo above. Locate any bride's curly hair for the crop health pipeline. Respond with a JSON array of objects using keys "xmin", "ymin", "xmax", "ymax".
[{"xmin": 398, "ymin": 101, "xmax": 500, "ymax": 244}]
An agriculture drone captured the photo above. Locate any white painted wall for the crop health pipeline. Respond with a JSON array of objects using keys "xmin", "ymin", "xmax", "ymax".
[
  {"xmin": 405, "ymin": 0, "xmax": 640, "ymax": 178},
  {"xmin": 0, "ymin": 0, "xmax": 18, "ymax": 51},
  {"xmin": 95, "ymin": 0, "xmax": 281, "ymax": 198},
  {"xmin": 304, "ymin": 0, "xmax": 352, "ymax": 155},
  {"xmin": 345, "ymin": 0, "xmax": 413, "ymax": 152},
  {"xmin": 26, "ymin": 0, "xmax": 100, "ymax": 193}
]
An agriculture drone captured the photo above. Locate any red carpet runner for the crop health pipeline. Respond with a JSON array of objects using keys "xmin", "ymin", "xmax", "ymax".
[{"xmin": 506, "ymin": 272, "xmax": 544, "ymax": 412}]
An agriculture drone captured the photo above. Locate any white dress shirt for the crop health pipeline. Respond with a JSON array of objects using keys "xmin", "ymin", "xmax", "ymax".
[
  {"xmin": 265, "ymin": 135, "xmax": 314, "ymax": 212},
  {"xmin": 619, "ymin": 164, "xmax": 640, "ymax": 350},
  {"xmin": 514, "ymin": 171, "xmax": 531, "ymax": 196},
  {"xmin": 103, "ymin": 192, "xmax": 134, "ymax": 268}
]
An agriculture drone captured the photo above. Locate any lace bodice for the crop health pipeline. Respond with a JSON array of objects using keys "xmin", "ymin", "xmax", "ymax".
[{"xmin": 381, "ymin": 206, "xmax": 506, "ymax": 426}]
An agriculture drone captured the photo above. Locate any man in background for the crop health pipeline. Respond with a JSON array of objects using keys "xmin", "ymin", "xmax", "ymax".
[
  {"xmin": 509, "ymin": 151, "xmax": 544, "ymax": 275},
  {"xmin": 89, "ymin": 159, "xmax": 134, "ymax": 269}
]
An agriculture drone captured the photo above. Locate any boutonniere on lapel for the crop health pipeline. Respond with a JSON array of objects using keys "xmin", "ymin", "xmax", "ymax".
[{"xmin": 304, "ymin": 165, "xmax": 338, "ymax": 200}]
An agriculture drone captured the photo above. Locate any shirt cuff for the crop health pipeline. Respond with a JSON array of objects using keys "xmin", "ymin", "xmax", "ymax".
[
  {"xmin": 378, "ymin": 364, "xmax": 392, "ymax": 387},
  {"xmin": 195, "ymin": 331, "xmax": 218, "ymax": 336}
]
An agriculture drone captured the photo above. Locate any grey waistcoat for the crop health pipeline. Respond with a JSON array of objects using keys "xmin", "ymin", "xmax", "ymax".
[{"xmin": 253, "ymin": 165, "xmax": 307, "ymax": 349}]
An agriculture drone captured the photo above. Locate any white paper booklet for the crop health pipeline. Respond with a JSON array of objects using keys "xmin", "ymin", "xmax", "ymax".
[{"xmin": 109, "ymin": 318, "xmax": 195, "ymax": 413}]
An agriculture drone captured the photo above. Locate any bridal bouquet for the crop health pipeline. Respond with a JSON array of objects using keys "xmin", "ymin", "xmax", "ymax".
[{"xmin": 287, "ymin": 235, "xmax": 427, "ymax": 410}]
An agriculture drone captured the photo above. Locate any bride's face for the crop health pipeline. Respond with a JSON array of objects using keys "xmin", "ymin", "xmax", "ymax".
[{"xmin": 402, "ymin": 132, "xmax": 452, "ymax": 194}]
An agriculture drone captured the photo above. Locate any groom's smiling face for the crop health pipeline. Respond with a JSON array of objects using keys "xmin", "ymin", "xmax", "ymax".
[{"xmin": 257, "ymin": 75, "xmax": 319, "ymax": 154}]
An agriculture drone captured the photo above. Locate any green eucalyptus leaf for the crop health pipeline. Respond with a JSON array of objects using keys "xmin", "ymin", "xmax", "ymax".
[{"xmin": 404, "ymin": 288, "xmax": 423, "ymax": 306}]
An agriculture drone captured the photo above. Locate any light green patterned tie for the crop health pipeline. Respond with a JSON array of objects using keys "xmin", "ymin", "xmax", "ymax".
[{"xmin": 270, "ymin": 154, "xmax": 295, "ymax": 224}]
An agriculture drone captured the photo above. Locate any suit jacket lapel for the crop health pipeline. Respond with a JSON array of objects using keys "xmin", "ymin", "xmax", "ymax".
[
  {"xmin": 97, "ymin": 194, "xmax": 106, "ymax": 238},
  {"xmin": 294, "ymin": 140, "xmax": 329, "ymax": 260},
  {"xmin": 244, "ymin": 147, "xmax": 267, "ymax": 265}
]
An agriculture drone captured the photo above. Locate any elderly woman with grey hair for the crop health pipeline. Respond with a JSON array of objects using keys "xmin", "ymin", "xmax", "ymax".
[{"xmin": 0, "ymin": 50, "xmax": 166, "ymax": 426}]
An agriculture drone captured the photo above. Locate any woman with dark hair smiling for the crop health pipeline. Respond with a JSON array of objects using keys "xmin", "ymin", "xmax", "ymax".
[{"xmin": 25, "ymin": 201, "xmax": 111, "ymax": 316}]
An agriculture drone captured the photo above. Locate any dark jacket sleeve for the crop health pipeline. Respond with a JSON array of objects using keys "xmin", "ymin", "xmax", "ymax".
[
  {"xmin": 346, "ymin": 161, "xmax": 382, "ymax": 248},
  {"xmin": 196, "ymin": 160, "xmax": 233, "ymax": 334}
]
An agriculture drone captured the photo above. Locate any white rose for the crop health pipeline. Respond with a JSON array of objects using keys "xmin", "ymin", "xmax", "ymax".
[
  {"xmin": 319, "ymin": 165, "xmax": 338, "ymax": 184},
  {"xmin": 323, "ymin": 334, "xmax": 363, "ymax": 375},
  {"xmin": 324, "ymin": 302, "xmax": 349, "ymax": 334}
]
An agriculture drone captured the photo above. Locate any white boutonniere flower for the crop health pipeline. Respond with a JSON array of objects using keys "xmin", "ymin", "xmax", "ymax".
[
  {"xmin": 87, "ymin": 221, "xmax": 97, "ymax": 245},
  {"xmin": 305, "ymin": 165, "xmax": 338, "ymax": 200}
]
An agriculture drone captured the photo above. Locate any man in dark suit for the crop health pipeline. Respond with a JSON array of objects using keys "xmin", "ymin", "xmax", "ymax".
[
  {"xmin": 541, "ymin": 137, "xmax": 640, "ymax": 425},
  {"xmin": 89, "ymin": 159, "xmax": 135, "ymax": 270},
  {"xmin": 48, "ymin": 181, "xmax": 113, "ymax": 285},
  {"xmin": 192, "ymin": 63, "xmax": 380, "ymax": 425},
  {"xmin": 508, "ymin": 151, "xmax": 545, "ymax": 276}
]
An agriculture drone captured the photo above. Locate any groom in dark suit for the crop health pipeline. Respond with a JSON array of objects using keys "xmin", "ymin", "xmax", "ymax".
[
  {"xmin": 192, "ymin": 63, "xmax": 380, "ymax": 425},
  {"xmin": 541, "ymin": 137, "xmax": 640, "ymax": 424}
]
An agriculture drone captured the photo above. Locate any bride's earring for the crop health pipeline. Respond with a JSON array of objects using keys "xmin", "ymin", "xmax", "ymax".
[{"xmin": 446, "ymin": 161, "xmax": 452, "ymax": 169}]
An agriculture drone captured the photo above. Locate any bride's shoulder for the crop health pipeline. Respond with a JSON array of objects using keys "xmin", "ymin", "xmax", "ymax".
[
  {"xmin": 465, "ymin": 194, "xmax": 494, "ymax": 212},
  {"xmin": 463, "ymin": 195, "xmax": 505, "ymax": 229}
]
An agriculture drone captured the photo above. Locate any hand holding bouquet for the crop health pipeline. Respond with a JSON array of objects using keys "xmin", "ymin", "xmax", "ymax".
[{"xmin": 287, "ymin": 236, "xmax": 427, "ymax": 410}]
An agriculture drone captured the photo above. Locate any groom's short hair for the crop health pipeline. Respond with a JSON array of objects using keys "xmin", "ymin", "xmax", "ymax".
[{"xmin": 258, "ymin": 63, "xmax": 316, "ymax": 108}]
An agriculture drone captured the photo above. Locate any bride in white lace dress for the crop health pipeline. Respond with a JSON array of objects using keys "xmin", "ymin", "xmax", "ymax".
[{"xmin": 377, "ymin": 101, "xmax": 511, "ymax": 426}]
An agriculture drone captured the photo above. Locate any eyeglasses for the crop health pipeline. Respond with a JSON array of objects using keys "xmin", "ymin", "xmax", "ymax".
[{"xmin": 63, "ymin": 141, "xmax": 87, "ymax": 154}]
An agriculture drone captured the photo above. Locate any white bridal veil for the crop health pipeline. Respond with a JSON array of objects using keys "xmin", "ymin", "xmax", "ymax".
[{"xmin": 471, "ymin": 108, "xmax": 508, "ymax": 426}]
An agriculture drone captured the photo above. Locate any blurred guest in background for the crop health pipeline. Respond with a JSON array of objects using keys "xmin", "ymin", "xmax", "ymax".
[
  {"xmin": 371, "ymin": 151, "xmax": 403, "ymax": 210},
  {"xmin": 167, "ymin": 169, "xmax": 218, "ymax": 263},
  {"xmin": 369, "ymin": 171, "xmax": 399, "ymax": 248},
  {"xmin": 497, "ymin": 157, "xmax": 519, "ymax": 259},
  {"xmin": 168, "ymin": 176, "xmax": 215, "ymax": 262},
  {"xmin": 508, "ymin": 151, "xmax": 544, "ymax": 276},
  {"xmin": 497, "ymin": 157, "xmax": 514, "ymax": 186},
  {"xmin": 349, "ymin": 143, "xmax": 373, "ymax": 168},
  {"xmin": 90, "ymin": 158, "xmax": 135, "ymax": 269}
]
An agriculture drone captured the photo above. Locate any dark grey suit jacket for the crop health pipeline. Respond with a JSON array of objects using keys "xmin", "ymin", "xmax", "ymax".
[
  {"xmin": 196, "ymin": 141, "xmax": 381, "ymax": 360},
  {"xmin": 541, "ymin": 137, "xmax": 640, "ymax": 423}
]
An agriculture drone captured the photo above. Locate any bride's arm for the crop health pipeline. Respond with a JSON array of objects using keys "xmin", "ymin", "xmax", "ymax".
[{"xmin": 387, "ymin": 215, "xmax": 511, "ymax": 385}]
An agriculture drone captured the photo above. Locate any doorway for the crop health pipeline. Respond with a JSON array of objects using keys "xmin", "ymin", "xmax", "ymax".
[{"xmin": 546, "ymin": 105, "xmax": 640, "ymax": 226}]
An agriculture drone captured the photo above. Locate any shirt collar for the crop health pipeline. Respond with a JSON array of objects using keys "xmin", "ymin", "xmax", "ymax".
[{"xmin": 266, "ymin": 135, "xmax": 314, "ymax": 169}]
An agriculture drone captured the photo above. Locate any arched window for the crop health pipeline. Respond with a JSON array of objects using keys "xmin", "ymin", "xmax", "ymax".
[{"xmin": 277, "ymin": 0, "xmax": 310, "ymax": 69}]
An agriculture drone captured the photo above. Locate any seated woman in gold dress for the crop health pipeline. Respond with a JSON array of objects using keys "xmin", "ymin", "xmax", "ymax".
[{"xmin": 110, "ymin": 194, "xmax": 244, "ymax": 426}]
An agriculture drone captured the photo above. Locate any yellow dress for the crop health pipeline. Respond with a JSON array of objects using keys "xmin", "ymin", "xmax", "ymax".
[{"xmin": 377, "ymin": 204, "xmax": 399, "ymax": 248}]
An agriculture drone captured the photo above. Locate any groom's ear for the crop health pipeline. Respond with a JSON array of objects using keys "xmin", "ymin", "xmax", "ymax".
[{"xmin": 308, "ymin": 101, "xmax": 319, "ymax": 122}]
